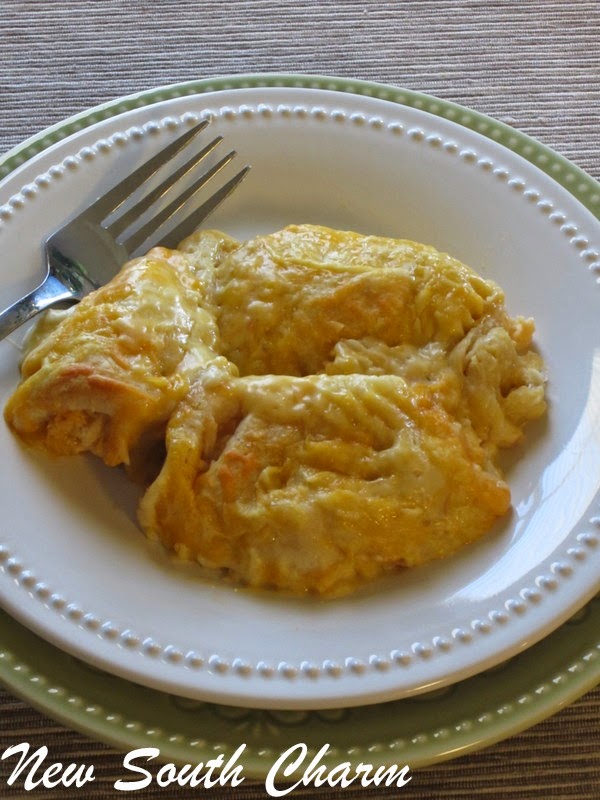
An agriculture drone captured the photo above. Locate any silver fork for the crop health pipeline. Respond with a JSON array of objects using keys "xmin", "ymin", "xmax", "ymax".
[{"xmin": 0, "ymin": 119, "xmax": 250, "ymax": 340}]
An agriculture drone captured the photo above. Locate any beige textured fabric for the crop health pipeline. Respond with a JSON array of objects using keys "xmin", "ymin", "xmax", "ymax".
[
  {"xmin": 0, "ymin": 1, "xmax": 598, "ymax": 797},
  {"xmin": 2, "ymin": 0, "xmax": 599, "ymax": 180}
]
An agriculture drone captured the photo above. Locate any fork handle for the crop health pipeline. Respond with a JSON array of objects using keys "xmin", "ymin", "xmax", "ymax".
[{"xmin": 0, "ymin": 274, "xmax": 75, "ymax": 341}]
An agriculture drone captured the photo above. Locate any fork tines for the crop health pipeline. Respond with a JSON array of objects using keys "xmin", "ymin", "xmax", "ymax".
[
  {"xmin": 89, "ymin": 119, "xmax": 250, "ymax": 256},
  {"xmin": 158, "ymin": 164, "xmax": 251, "ymax": 250}
]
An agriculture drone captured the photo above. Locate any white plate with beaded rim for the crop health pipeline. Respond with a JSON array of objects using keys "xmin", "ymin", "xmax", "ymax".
[{"xmin": 0, "ymin": 76, "xmax": 599, "ymax": 710}]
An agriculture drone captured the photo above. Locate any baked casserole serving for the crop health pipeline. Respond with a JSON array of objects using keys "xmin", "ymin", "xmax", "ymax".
[{"xmin": 5, "ymin": 224, "xmax": 547, "ymax": 597}]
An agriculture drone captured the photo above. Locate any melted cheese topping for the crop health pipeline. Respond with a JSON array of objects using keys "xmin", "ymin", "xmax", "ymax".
[
  {"xmin": 216, "ymin": 225, "xmax": 504, "ymax": 376},
  {"xmin": 5, "ymin": 224, "xmax": 547, "ymax": 596},
  {"xmin": 139, "ymin": 369, "xmax": 511, "ymax": 596},
  {"xmin": 4, "ymin": 245, "xmax": 235, "ymax": 467}
]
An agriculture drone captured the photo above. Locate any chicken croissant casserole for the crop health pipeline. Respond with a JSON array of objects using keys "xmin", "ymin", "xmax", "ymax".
[{"xmin": 4, "ymin": 224, "xmax": 547, "ymax": 597}]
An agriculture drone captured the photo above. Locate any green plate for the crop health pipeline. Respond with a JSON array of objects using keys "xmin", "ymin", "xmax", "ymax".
[{"xmin": 1, "ymin": 75, "xmax": 599, "ymax": 775}]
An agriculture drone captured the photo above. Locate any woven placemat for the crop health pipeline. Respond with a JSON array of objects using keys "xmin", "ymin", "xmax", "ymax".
[
  {"xmin": 2, "ymin": 0, "xmax": 598, "ymax": 181},
  {"xmin": 0, "ymin": 1, "xmax": 598, "ymax": 798}
]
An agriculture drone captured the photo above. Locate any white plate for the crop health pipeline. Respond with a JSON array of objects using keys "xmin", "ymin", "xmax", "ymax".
[{"xmin": 1, "ymin": 85, "xmax": 599, "ymax": 710}]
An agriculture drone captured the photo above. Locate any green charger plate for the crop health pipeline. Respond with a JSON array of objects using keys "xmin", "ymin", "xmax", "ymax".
[{"xmin": 1, "ymin": 75, "xmax": 599, "ymax": 775}]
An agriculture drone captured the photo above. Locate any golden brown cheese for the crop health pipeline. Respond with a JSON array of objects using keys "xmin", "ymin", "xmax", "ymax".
[
  {"xmin": 138, "ymin": 225, "xmax": 546, "ymax": 595},
  {"xmin": 4, "ymin": 245, "xmax": 233, "ymax": 468},
  {"xmin": 139, "ymin": 370, "xmax": 511, "ymax": 597},
  {"xmin": 5, "ymin": 224, "xmax": 547, "ymax": 597},
  {"xmin": 214, "ymin": 224, "xmax": 505, "ymax": 376}
]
